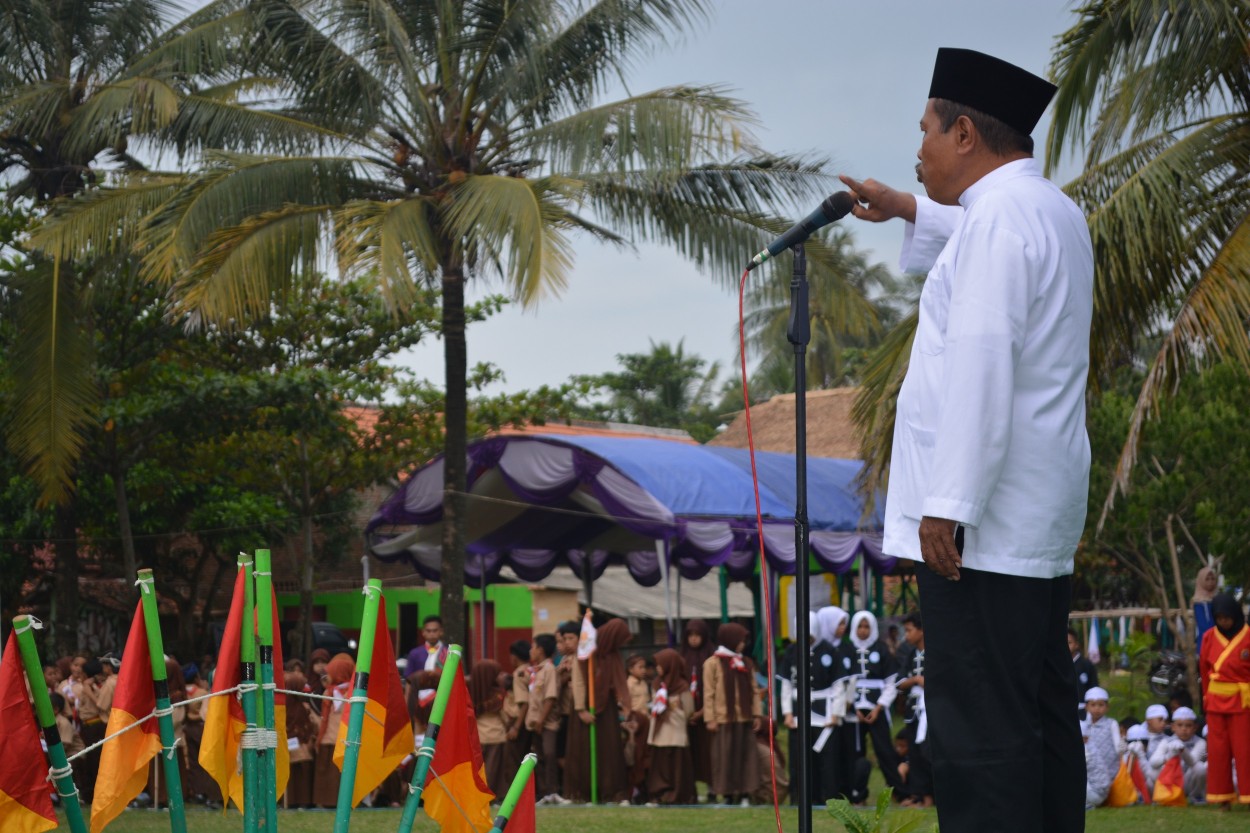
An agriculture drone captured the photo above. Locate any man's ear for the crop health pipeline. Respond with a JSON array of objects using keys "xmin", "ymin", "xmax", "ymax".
[{"xmin": 954, "ymin": 114, "xmax": 978, "ymax": 155}]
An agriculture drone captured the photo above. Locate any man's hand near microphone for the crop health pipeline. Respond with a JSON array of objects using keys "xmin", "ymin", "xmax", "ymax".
[{"xmin": 838, "ymin": 175, "xmax": 917, "ymax": 224}]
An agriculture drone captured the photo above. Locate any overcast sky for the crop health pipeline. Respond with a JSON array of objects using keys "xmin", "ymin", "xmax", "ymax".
[{"xmin": 390, "ymin": 1, "xmax": 1088, "ymax": 395}]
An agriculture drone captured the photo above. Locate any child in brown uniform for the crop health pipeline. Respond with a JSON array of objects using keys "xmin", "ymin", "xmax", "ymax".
[
  {"xmin": 646, "ymin": 649, "xmax": 696, "ymax": 804},
  {"xmin": 703, "ymin": 623, "xmax": 761, "ymax": 806}
]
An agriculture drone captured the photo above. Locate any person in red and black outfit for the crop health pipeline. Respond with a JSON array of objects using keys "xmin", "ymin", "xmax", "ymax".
[{"xmin": 1200, "ymin": 592, "xmax": 1250, "ymax": 806}]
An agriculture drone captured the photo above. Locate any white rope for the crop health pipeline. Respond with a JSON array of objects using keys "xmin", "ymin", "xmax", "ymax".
[
  {"xmin": 15, "ymin": 616, "xmax": 43, "ymax": 635},
  {"xmin": 240, "ymin": 729, "xmax": 279, "ymax": 750},
  {"xmin": 46, "ymin": 764, "xmax": 79, "ymax": 800},
  {"xmin": 254, "ymin": 570, "xmax": 272, "ymax": 577},
  {"xmin": 67, "ymin": 685, "xmax": 244, "ymax": 762},
  {"xmin": 162, "ymin": 736, "xmax": 184, "ymax": 760},
  {"xmin": 154, "ymin": 705, "xmax": 175, "ymax": 718},
  {"xmin": 362, "ymin": 584, "xmax": 381, "ymax": 600},
  {"xmin": 135, "ymin": 574, "xmax": 154, "ymax": 595}
]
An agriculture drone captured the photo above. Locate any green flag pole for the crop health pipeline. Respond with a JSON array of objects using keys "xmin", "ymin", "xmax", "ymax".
[
  {"xmin": 491, "ymin": 753, "xmax": 537, "ymax": 830},
  {"xmin": 397, "ymin": 644, "xmax": 462, "ymax": 833},
  {"xmin": 333, "ymin": 578, "xmax": 383, "ymax": 833},
  {"xmin": 13, "ymin": 615, "xmax": 88, "ymax": 833},
  {"xmin": 135, "ymin": 570, "xmax": 188, "ymax": 833},
  {"xmin": 588, "ymin": 653, "xmax": 598, "ymax": 804},
  {"xmin": 238, "ymin": 554, "xmax": 261, "ymax": 831},
  {"xmin": 255, "ymin": 549, "xmax": 279, "ymax": 833}
]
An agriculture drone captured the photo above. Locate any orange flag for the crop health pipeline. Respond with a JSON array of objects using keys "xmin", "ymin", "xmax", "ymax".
[
  {"xmin": 199, "ymin": 568, "xmax": 290, "ymax": 811},
  {"xmin": 423, "ymin": 670, "xmax": 495, "ymax": 832},
  {"xmin": 333, "ymin": 600, "xmax": 415, "ymax": 806},
  {"xmin": 508, "ymin": 766, "xmax": 537, "ymax": 833},
  {"xmin": 1152, "ymin": 755, "xmax": 1187, "ymax": 806},
  {"xmin": 91, "ymin": 603, "xmax": 163, "ymax": 833},
  {"xmin": 0, "ymin": 632, "xmax": 56, "ymax": 833}
]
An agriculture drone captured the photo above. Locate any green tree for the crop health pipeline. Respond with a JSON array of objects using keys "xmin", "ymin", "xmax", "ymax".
[
  {"xmin": 742, "ymin": 225, "xmax": 905, "ymax": 394},
  {"xmin": 33, "ymin": 0, "xmax": 865, "ymax": 643},
  {"xmin": 576, "ymin": 338, "xmax": 721, "ymax": 440},
  {"xmin": 1083, "ymin": 363, "xmax": 1250, "ymax": 703}
]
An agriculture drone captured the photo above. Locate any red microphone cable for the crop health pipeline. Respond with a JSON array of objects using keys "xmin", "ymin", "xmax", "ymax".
[{"xmin": 737, "ymin": 266, "xmax": 784, "ymax": 833}]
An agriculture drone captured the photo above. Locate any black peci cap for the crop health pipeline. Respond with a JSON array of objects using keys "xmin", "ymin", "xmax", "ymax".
[{"xmin": 928, "ymin": 48, "xmax": 1057, "ymax": 135}]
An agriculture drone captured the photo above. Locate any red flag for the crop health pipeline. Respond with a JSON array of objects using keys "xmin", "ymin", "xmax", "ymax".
[
  {"xmin": 1152, "ymin": 755, "xmax": 1186, "ymax": 806},
  {"xmin": 423, "ymin": 671, "xmax": 495, "ymax": 832},
  {"xmin": 199, "ymin": 568, "xmax": 290, "ymax": 811},
  {"xmin": 508, "ymin": 766, "xmax": 537, "ymax": 833},
  {"xmin": 333, "ymin": 601, "xmax": 415, "ymax": 806},
  {"xmin": 1129, "ymin": 754, "xmax": 1152, "ymax": 805},
  {"xmin": 91, "ymin": 603, "xmax": 163, "ymax": 833},
  {"xmin": 0, "ymin": 632, "xmax": 56, "ymax": 833}
]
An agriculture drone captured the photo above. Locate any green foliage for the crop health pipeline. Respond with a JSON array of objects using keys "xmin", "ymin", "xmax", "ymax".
[
  {"xmin": 827, "ymin": 788, "xmax": 935, "ymax": 833},
  {"xmin": 574, "ymin": 339, "xmax": 724, "ymax": 441}
]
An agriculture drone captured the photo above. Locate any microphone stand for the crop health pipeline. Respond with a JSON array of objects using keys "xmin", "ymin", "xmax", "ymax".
[{"xmin": 786, "ymin": 243, "xmax": 813, "ymax": 830}]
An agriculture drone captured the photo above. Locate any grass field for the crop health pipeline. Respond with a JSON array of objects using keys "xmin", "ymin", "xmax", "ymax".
[{"xmin": 69, "ymin": 803, "xmax": 1250, "ymax": 833}]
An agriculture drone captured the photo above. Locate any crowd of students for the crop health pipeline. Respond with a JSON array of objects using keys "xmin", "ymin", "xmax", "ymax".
[{"xmin": 35, "ymin": 590, "xmax": 1250, "ymax": 812}]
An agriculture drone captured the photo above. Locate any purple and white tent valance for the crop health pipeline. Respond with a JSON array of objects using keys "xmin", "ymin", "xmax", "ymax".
[{"xmin": 366, "ymin": 434, "xmax": 894, "ymax": 587}]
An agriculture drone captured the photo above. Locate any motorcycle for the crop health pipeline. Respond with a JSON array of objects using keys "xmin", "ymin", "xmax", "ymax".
[{"xmin": 1147, "ymin": 649, "xmax": 1187, "ymax": 697}]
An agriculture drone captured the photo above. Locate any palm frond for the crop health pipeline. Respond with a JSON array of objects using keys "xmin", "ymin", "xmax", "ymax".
[
  {"xmin": 176, "ymin": 203, "xmax": 330, "ymax": 325},
  {"xmin": 137, "ymin": 153, "xmax": 363, "ymax": 287},
  {"xmin": 515, "ymin": 85, "xmax": 759, "ymax": 175},
  {"xmin": 0, "ymin": 81, "xmax": 70, "ymax": 146},
  {"xmin": 444, "ymin": 173, "xmax": 577, "ymax": 305},
  {"xmin": 851, "ymin": 311, "xmax": 917, "ymax": 512},
  {"xmin": 165, "ymin": 90, "xmax": 351, "ymax": 155},
  {"xmin": 334, "ymin": 195, "xmax": 440, "ymax": 309},
  {"xmin": 62, "ymin": 76, "xmax": 183, "ymax": 158},
  {"xmin": 27, "ymin": 174, "xmax": 186, "ymax": 260},
  {"xmin": 1097, "ymin": 211, "xmax": 1250, "ymax": 532},
  {"xmin": 5, "ymin": 255, "xmax": 97, "ymax": 505}
]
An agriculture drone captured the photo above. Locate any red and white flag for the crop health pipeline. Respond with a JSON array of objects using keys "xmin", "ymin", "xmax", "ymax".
[{"xmin": 576, "ymin": 610, "xmax": 597, "ymax": 660}]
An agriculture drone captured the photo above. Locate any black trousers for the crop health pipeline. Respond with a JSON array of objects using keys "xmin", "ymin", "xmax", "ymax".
[{"xmin": 917, "ymin": 566, "xmax": 1085, "ymax": 833}]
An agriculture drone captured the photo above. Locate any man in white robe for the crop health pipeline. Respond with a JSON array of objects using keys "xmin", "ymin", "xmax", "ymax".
[{"xmin": 840, "ymin": 47, "xmax": 1093, "ymax": 833}]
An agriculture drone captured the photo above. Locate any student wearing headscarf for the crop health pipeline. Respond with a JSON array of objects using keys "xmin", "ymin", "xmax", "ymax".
[
  {"xmin": 679, "ymin": 619, "xmax": 715, "ymax": 799},
  {"xmin": 314, "ymin": 653, "xmax": 355, "ymax": 807},
  {"xmin": 779, "ymin": 610, "xmax": 841, "ymax": 804},
  {"xmin": 564, "ymin": 618, "xmax": 632, "ymax": 803},
  {"xmin": 1192, "ymin": 565, "xmax": 1219, "ymax": 653},
  {"xmin": 1199, "ymin": 592, "xmax": 1250, "ymax": 806},
  {"xmin": 703, "ymin": 622, "xmax": 761, "ymax": 806},
  {"xmin": 283, "ymin": 669, "xmax": 320, "ymax": 807},
  {"xmin": 835, "ymin": 611, "xmax": 903, "ymax": 803},
  {"xmin": 471, "ymin": 659, "xmax": 510, "ymax": 797},
  {"xmin": 646, "ymin": 648, "xmax": 696, "ymax": 805}
]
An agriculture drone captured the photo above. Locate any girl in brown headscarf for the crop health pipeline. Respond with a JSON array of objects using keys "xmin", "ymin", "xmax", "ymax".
[
  {"xmin": 646, "ymin": 648, "xmax": 696, "ymax": 804},
  {"xmin": 563, "ymin": 618, "xmax": 632, "ymax": 803},
  {"xmin": 314, "ymin": 653, "xmax": 355, "ymax": 807},
  {"xmin": 703, "ymin": 622, "xmax": 761, "ymax": 805},
  {"xmin": 470, "ymin": 660, "xmax": 510, "ymax": 796},
  {"xmin": 283, "ymin": 669, "xmax": 320, "ymax": 807},
  {"xmin": 680, "ymin": 619, "xmax": 715, "ymax": 796}
]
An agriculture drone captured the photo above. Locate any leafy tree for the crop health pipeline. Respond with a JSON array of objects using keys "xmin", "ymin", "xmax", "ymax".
[
  {"xmin": 575, "ymin": 339, "xmax": 721, "ymax": 441},
  {"xmin": 742, "ymin": 225, "xmax": 900, "ymax": 393},
  {"xmin": 1083, "ymin": 363, "xmax": 1250, "ymax": 703},
  {"xmin": 849, "ymin": 2, "xmax": 1250, "ymax": 512},
  {"xmin": 33, "ymin": 0, "xmax": 867, "ymax": 643}
]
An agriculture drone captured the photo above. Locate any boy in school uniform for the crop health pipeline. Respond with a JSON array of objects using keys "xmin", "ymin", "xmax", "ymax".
[
  {"xmin": 1082, "ymin": 687, "xmax": 1120, "ymax": 807},
  {"xmin": 1149, "ymin": 706, "xmax": 1207, "ymax": 803},
  {"xmin": 526, "ymin": 634, "xmax": 565, "ymax": 804}
]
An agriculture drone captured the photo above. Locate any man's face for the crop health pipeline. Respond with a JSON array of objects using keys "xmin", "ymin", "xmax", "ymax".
[
  {"xmin": 1067, "ymin": 633, "xmax": 1080, "ymax": 656},
  {"xmin": 558, "ymin": 632, "xmax": 578, "ymax": 656},
  {"xmin": 1173, "ymin": 719, "xmax": 1196, "ymax": 741},
  {"xmin": 423, "ymin": 621, "xmax": 443, "ymax": 646},
  {"xmin": 903, "ymin": 622, "xmax": 923, "ymax": 648},
  {"xmin": 1086, "ymin": 699, "xmax": 1108, "ymax": 722},
  {"xmin": 916, "ymin": 99, "xmax": 963, "ymax": 205}
]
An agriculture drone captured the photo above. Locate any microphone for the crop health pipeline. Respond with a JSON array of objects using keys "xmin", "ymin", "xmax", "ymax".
[{"xmin": 745, "ymin": 191, "xmax": 856, "ymax": 271}]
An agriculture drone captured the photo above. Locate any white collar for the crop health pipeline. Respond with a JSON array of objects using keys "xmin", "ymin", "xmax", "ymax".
[{"xmin": 958, "ymin": 157, "xmax": 1041, "ymax": 209}]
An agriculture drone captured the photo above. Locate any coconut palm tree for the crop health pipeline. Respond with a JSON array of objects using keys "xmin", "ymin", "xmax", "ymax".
[
  {"xmin": 851, "ymin": 1, "xmax": 1250, "ymax": 515},
  {"xmin": 1046, "ymin": 0, "xmax": 1250, "ymax": 529},
  {"xmin": 32, "ymin": 0, "xmax": 871, "ymax": 643}
]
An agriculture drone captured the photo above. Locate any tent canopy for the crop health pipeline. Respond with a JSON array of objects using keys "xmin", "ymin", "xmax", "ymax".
[{"xmin": 366, "ymin": 434, "xmax": 892, "ymax": 588}]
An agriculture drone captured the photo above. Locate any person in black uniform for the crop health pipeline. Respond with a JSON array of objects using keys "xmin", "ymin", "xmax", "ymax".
[
  {"xmin": 834, "ymin": 610, "xmax": 904, "ymax": 804},
  {"xmin": 1068, "ymin": 627, "xmax": 1099, "ymax": 720},
  {"xmin": 779, "ymin": 610, "xmax": 841, "ymax": 805},
  {"xmin": 896, "ymin": 612, "xmax": 933, "ymax": 807}
]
